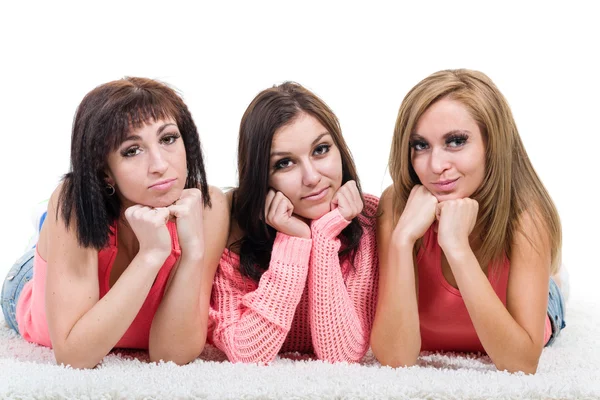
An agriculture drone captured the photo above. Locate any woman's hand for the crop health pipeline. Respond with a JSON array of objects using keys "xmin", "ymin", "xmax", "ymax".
[
  {"xmin": 167, "ymin": 188, "xmax": 205, "ymax": 259},
  {"xmin": 436, "ymin": 198, "xmax": 478, "ymax": 255},
  {"xmin": 265, "ymin": 190, "xmax": 311, "ymax": 238},
  {"xmin": 392, "ymin": 185, "xmax": 438, "ymax": 246},
  {"xmin": 330, "ymin": 180, "xmax": 363, "ymax": 221},
  {"xmin": 124, "ymin": 205, "xmax": 171, "ymax": 264}
]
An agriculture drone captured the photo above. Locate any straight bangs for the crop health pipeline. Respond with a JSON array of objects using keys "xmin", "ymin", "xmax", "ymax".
[{"xmin": 105, "ymin": 90, "xmax": 181, "ymax": 153}]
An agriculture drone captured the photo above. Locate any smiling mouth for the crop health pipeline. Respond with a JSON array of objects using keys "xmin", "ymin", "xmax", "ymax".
[
  {"xmin": 302, "ymin": 187, "xmax": 329, "ymax": 201},
  {"xmin": 432, "ymin": 178, "xmax": 459, "ymax": 191}
]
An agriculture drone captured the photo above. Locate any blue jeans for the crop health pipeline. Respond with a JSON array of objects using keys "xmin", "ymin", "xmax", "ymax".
[
  {"xmin": 1, "ymin": 248, "xmax": 35, "ymax": 333},
  {"xmin": 545, "ymin": 277, "xmax": 566, "ymax": 346}
]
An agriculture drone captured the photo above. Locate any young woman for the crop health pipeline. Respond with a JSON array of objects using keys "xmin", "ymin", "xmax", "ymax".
[
  {"xmin": 208, "ymin": 82, "xmax": 378, "ymax": 363},
  {"xmin": 371, "ymin": 69, "xmax": 566, "ymax": 374},
  {"xmin": 1, "ymin": 77, "xmax": 229, "ymax": 368}
]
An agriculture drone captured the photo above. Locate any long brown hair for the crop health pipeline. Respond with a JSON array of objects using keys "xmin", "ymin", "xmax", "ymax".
[
  {"xmin": 389, "ymin": 69, "xmax": 561, "ymax": 273},
  {"xmin": 233, "ymin": 82, "xmax": 365, "ymax": 281}
]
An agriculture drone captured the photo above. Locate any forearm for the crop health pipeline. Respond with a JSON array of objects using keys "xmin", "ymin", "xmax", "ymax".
[
  {"xmin": 54, "ymin": 254, "xmax": 162, "ymax": 368},
  {"xmin": 149, "ymin": 253, "xmax": 206, "ymax": 365},
  {"xmin": 308, "ymin": 232, "xmax": 370, "ymax": 362},
  {"xmin": 448, "ymin": 250, "xmax": 543, "ymax": 373},
  {"xmin": 212, "ymin": 234, "xmax": 311, "ymax": 363},
  {"xmin": 371, "ymin": 241, "xmax": 420, "ymax": 367}
]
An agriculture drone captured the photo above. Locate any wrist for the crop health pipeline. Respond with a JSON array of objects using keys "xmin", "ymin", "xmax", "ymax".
[
  {"xmin": 136, "ymin": 250, "xmax": 169, "ymax": 268},
  {"xmin": 440, "ymin": 241, "xmax": 472, "ymax": 260},
  {"xmin": 392, "ymin": 229, "xmax": 418, "ymax": 249}
]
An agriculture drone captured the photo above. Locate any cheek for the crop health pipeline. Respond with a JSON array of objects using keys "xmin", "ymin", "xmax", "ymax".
[
  {"xmin": 325, "ymin": 151, "xmax": 344, "ymax": 186},
  {"xmin": 411, "ymin": 155, "xmax": 429, "ymax": 180},
  {"xmin": 268, "ymin": 174, "xmax": 294, "ymax": 198}
]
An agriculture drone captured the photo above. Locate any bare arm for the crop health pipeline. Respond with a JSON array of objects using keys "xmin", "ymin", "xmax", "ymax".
[
  {"xmin": 446, "ymin": 211, "xmax": 551, "ymax": 373},
  {"xmin": 370, "ymin": 186, "xmax": 422, "ymax": 367},
  {"xmin": 43, "ymin": 185, "xmax": 168, "ymax": 369},
  {"xmin": 149, "ymin": 186, "xmax": 229, "ymax": 364}
]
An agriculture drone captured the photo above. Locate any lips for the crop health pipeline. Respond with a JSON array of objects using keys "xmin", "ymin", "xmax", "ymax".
[
  {"xmin": 149, "ymin": 178, "xmax": 177, "ymax": 191},
  {"xmin": 431, "ymin": 178, "xmax": 459, "ymax": 192},
  {"xmin": 302, "ymin": 187, "xmax": 329, "ymax": 201}
]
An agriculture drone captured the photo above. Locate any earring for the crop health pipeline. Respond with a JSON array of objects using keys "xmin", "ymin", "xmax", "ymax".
[{"xmin": 105, "ymin": 183, "xmax": 115, "ymax": 196}]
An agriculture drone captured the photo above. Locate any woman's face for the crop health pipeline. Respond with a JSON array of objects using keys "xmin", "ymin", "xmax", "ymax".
[
  {"xmin": 105, "ymin": 118, "xmax": 187, "ymax": 208},
  {"xmin": 410, "ymin": 98, "xmax": 486, "ymax": 201},
  {"xmin": 268, "ymin": 112, "xmax": 343, "ymax": 220}
]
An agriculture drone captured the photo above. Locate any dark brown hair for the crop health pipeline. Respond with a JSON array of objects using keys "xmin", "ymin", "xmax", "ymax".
[
  {"xmin": 232, "ymin": 81, "xmax": 366, "ymax": 281},
  {"xmin": 59, "ymin": 77, "xmax": 210, "ymax": 249}
]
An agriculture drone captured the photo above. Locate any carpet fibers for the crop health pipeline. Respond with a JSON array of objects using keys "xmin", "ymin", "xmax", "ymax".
[{"xmin": 1, "ymin": 298, "xmax": 599, "ymax": 399}]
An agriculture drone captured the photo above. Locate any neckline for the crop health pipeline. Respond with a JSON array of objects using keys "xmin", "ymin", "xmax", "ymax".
[
  {"xmin": 104, "ymin": 219, "xmax": 180, "ymax": 291},
  {"xmin": 431, "ymin": 230, "xmax": 501, "ymax": 297}
]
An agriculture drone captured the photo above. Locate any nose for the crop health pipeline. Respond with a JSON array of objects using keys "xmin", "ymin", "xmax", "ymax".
[
  {"xmin": 148, "ymin": 146, "xmax": 169, "ymax": 175},
  {"xmin": 302, "ymin": 160, "xmax": 321, "ymax": 187},
  {"xmin": 430, "ymin": 147, "xmax": 450, "ymax": 175}
]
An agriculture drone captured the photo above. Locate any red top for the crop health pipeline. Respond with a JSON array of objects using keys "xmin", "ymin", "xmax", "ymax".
[
  {"xmin": 417, "ymin": 226, "xmax": 551, "ymax": 352},
  {"xmin": 16, "ymin": 221, "xmax": 181, "ymax": 349}
]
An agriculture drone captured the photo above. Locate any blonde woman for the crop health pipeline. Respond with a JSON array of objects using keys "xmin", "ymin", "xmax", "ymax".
[{"xmin": 371, "ymin": 69, "xmax": 565, "ymax": 374}]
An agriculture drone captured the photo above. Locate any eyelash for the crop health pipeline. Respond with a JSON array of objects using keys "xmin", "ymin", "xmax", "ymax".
[
  {"xmin": 120, "ymin": 133, "xmax": 181, "ymax": 157},
  {"xmin": 410, "ymin": 134, "xmax": 468, "ymax": 151},
  {"xmin": 273, "ymin": 143, "xmax": 331, "ymax": 170}
]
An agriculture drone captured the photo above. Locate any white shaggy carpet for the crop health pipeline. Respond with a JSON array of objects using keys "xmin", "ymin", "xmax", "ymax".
[{"xmin": 1, "ymin": 299, "xmax": 599, "ymax": 399}]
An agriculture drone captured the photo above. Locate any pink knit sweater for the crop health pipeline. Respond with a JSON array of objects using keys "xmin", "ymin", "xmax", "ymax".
[{"xmin": 208, "ymin": 194, "xmax": 379, "ymax": 364}]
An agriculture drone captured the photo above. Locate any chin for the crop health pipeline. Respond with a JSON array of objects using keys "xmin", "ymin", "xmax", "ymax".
[
  {"xmin": 145, "ymin": 191, "xmax": 183, "ymax": 208},
  {"xmin": 296, "ymin": 203, "xmax": 332, "ymax": 221},
  {"xmin": 432, "ymin": 192, "xmax": 470, "ymax": 202}
]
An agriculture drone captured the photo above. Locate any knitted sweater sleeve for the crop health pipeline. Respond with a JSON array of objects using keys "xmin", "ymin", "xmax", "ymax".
[
  {"xmin": 209, "ymin": 232, "xmax": 311, "ymax": 363},
  {"xmin": 308, "ymin": 194, "xmax": 379, "ymax": 362}
]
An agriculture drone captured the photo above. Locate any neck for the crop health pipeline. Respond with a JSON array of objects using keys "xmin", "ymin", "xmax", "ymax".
[{"xmin": 116, "ymin": 214, "xmax": 140, "ymax": 258}]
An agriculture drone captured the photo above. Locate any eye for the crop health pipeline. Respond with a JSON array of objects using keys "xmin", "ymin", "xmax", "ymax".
[
  {"xmin": 313, "ymin": 144, "xmax": 331, "ymax": 156},
  {"xmin": 410, "ymin": 140, "xmax": 428, "ymax": 151},
  {"xmin": 274, "ymin": 158, "xmax": 293, "ymax": 170},
  {"xmin": 121, "ymin": 146, "xmax": 141, "ymax": 157},
  {"xmin": 446, "ymin": 134, "xmax": 468, "ymax": 148},
  {"xmin": 161, "ymin": 133, "xmax": 181, "ymax": 145}
]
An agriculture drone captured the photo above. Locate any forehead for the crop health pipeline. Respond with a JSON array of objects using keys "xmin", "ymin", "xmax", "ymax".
[
  {"xmin": 271, "ymin": 113, "xmax": 329, "ymax": 150},
  {"xmin": 414, "ymin": 98, "xmax": 480, "ymax": 139}
]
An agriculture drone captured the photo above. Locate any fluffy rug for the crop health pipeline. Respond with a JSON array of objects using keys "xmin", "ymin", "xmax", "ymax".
[{"xmin": 1, "ymin": 298, "xmax": 599, "ymax": 400}]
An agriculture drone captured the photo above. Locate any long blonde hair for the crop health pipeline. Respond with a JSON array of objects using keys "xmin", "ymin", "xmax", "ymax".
[{"xmin": 389, "ymin": 69, "xmax": 561, "ymax": 273}]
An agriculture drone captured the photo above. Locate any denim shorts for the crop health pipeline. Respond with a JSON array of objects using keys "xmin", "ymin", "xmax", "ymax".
[
  {"xmin": 545, "ymin": 277, "xmax": 566, "ymax": 346},
  {"xmin": 1, "ymin": 248, "xmax": 35, "ymax": 334}
]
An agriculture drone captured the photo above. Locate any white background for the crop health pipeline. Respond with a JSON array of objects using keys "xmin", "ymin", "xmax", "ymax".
[{"xmin": 0, "ymin": 1, "xmax": 598, "ymax": 302}]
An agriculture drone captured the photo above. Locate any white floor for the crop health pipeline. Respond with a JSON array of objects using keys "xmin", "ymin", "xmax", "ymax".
[{"xmin": 1, "ymin": 295, "xmax": 599, "ymax": 399}]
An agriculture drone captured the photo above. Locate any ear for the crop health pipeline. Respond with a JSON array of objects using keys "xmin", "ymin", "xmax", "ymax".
[{"xmin": 104, "ymin": 170, "xmax": 115, "ymax": 186}]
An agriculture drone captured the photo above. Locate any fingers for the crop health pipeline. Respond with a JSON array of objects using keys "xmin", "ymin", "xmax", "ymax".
[
  {"xmin": 125, "ymin": 205, "xmax": 170, "ymax": 226},
  {"xmin": 331, "ymin": 180, "xmax": 363, "ymax": 220},
  {"xmin": 265, "ymin": 190, "xmax": 293, "ymax": 227}
]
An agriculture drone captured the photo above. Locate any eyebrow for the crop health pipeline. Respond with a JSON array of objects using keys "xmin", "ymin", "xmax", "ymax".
[
  {"xmin": 270, "ymin": 132, "xmax": 332, "ymax": 157},
  {"xmin": 410, "ymin": 129, "xmax": 471, "ymax": 141},
  {"xmin": 123, "ymin": 123, "xmax": 178, "ymax": 142}
]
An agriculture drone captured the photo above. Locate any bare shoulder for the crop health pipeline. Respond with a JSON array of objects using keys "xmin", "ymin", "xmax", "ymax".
[
  {"xmin": 38, "ymin": 182, "xmax": 69, "ymax": 257},
  {"xmin": 510, "ymin": 208, "xmax": 552, "ymax": 271},
  {"xmin": 43, "ymin": 181, "xmax": 98, "ymax": 273},
  {"xmin": 202, "ymin": 186, "xmax": 230, "ymax": 235},
  {"xmin": 377, "ymin": 185, "xmax": 395, "ymax": 224},
  {"xmin": 205, "ymin": 185, "xmax": 229, "ymax": 214}
]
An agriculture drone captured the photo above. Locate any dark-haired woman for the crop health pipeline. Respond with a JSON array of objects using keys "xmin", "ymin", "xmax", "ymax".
[
  {"xmin": 208, "ymin": 82, "xmax": 378, "ymax": 364},
  {"xmin": 1, "ymin": 77, "xmax": 229, "ymax": 368}
]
